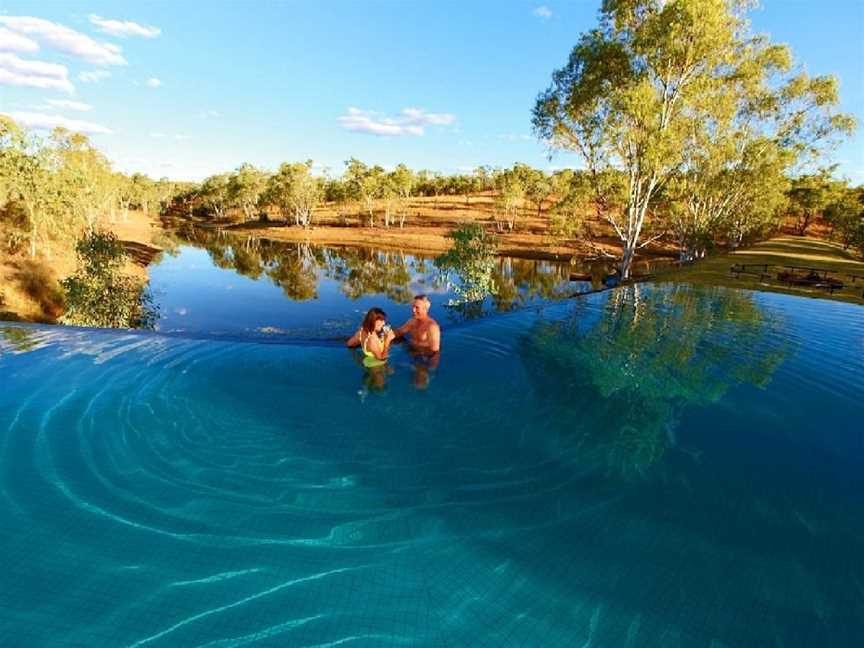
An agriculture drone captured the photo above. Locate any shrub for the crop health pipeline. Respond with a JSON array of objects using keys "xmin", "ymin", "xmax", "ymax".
[
  {"xmin": 61, "ymin": 231, "xmax": 158, "ymax": 329},
  {"xmin": 435, "ymin": 223, "xmax": 498, "ymax": 304}
]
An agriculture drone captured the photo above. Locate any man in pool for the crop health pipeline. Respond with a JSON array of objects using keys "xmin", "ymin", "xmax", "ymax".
[{"xmin": 395, "ymin": 294, "xmax": 441, "ymax": 354}]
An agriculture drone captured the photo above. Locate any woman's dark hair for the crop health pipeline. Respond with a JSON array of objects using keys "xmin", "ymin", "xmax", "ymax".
[{"xmin": 362, "ymin": 307, "xmax": 387, "ymax": 333}]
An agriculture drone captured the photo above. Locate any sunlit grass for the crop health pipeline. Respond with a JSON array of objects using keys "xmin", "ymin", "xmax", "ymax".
[{"xmin": 652, "ymin": 236, "xmax": 864, "ymax": 305}]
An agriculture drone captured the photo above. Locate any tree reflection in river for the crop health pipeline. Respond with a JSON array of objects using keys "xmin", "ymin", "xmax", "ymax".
[
  {"xmin": 323, "ymin": 247, "xmax": 416, "ymax": 302},
  {"xmin": 172, "ymin": 227, "xmax": 579, "ymax": 314},
  {"xmin": 519, "ymin": 284, "xmax": 787, "ymax": 478}
]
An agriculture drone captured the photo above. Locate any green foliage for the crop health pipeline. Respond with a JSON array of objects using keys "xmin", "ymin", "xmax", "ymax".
[
  {"xmin": 435, "ymin": 223, "xmax": 499, "ymax": 304},
  {"xmin": 493, "ymin": 165, "xmax": 528, "ymax": 231},
  {"xmin": 60, "ymin": 231, "xmax": 158, "ymax": 329},
  {"xmin": 533, "ymin": 0, "xmax": 855, "ymax": 277},
  {"xmin": 787, "ymin": 169, "xmax": 845, "ymax": 236},
  {"xmin": 343, "ymin": 158, "xmax": 385, "ymax": 226},
  {"xmin": 825, "ymin": 184, "xmax": 864, "ymax": 255},
  {"xmin": 0, "ymin": 117, "xmax": 172, "ymax": 259},
  {"xmin": 200, "ymin": 173, "xmax": 232, "ymax": 220},
  {"xmin": 227, "ymin": 163, "xmax": 268, "ymax": 222},
  {"xmin": 261, "ymin": 160, "xmax": 323, "ymax": 227}
]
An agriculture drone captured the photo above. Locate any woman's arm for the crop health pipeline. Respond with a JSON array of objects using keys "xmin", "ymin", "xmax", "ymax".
[{"xmin": 366, "ymin": 333, "xmax": 391, "ymax": 360}]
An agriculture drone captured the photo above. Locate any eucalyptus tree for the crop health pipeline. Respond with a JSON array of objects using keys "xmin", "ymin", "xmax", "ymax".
[
  {"xmin": 473, "ymin": 166, "xmax": 495, "ymax": 192},
  {"xmin": 494, "ymin": 166, "xmax": 526, "ymax": 231},
  {"xmin": 61, "ymin": 230, "xmax": 158, "ymax": 329},
  {"xmin": 379, "ymin": 175, "xmax": 399, "ymax": 228},
  {"xmin": 787, "ymin": 169, "xmax": 844, "ymax": 236},
  {"xmin": 115, "ymin": 173, "xmax": 136, "ymax": 222},
  {"xmin": 344, "ymin": 158, "xmax": 384, "ymax": 227},
  {"xmin": 262, "ymin": 160, "xmax": 323, "ymax": 227},
  {"xmin": 390, "ymin": 164, "xmax": 414, "ymax": 228},
  {"xmin": 129, "ymin": 173, "xmax": 157, "ymax": 216},
  {"xmin": 0, "ymin": 117, "xmax": 68, "ymax": 257},
  {"xmin": 415, "ymin": 170, "xmax": 445, "ymax": 202},
  {"xmin": 670, "ymin": 137, "xmax": 791, "ymax": 257},
  {"xmin": 523, "ymin": 168, "xmax": 554, "ymax": 217},
  {"xmin": 548, "ymin": 170, "xmax": 591, "ymax": 239},
  {"xmin": 533, "ymin": 0, "xmax": 854, "ymax": 278},
  {"xmin": 52, "ymin": 129, "xmax": 115, "ymax": 233},
  {"xmin": 666, "ymin": 26, "xmax": 852, "ymax": 257},
  {"xmin": 227, "ymin": 164, "xmax": 268, "ymax": 222},
  {"xmin": 449, "ymin": 174, "xmax": 477, "ymax": 205},
  {"xmin": 435, "ymin": 223, "xmax": 499, "ymax": 304},
  {"xmin": 824, "ymin": 184, "xmax": 864, "ymax": 252},
  {"xmin": 200, "ymin": 173, "xmax": 232, "ymax": 220}
]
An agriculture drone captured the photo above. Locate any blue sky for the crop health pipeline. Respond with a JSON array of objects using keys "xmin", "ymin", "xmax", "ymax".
[{"xmin": 1, "ymin": 1, "xmax": 862, "ymax": 182}]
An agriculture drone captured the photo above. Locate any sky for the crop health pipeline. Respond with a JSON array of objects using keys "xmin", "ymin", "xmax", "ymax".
[{"xmin": 1, "ymin": 1, "xmax": 862, "ymax": 183}]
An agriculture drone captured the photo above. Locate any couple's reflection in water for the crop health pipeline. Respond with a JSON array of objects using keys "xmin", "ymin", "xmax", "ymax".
[{"xmin": 353, "ymin": 343, "xmax": 441, "ymax": 397}]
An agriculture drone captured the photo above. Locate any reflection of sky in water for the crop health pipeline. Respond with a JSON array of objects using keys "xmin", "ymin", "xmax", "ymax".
[{"xmin": 148, "ymin": 244, "xmax": 581, "ymax": 340}]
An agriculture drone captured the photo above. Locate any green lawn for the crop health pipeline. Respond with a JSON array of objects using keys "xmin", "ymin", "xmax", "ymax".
[{"xmin": 652, "ymin": 236, "xmax": 864, "ymax": 305}]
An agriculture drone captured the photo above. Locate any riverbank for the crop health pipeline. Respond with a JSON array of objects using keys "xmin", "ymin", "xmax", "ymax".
[
  {"xmin": 185, "ymin": 192, "xmax": 678, "ymax": 264},
  {"xmin": 0, "ymin": 210, "xmax": 164, "ymax": 323}
]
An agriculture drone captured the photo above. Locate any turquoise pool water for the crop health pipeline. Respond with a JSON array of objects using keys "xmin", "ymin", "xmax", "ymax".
[{"xmin": 1, "ymin": 284, "xmax": 862, "ymax": 646}]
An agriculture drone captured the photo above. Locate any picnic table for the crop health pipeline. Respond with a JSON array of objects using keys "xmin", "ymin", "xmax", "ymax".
[
  {"xmin": 729, "ymin": 263, "xmax": 855, "ymax": 295},
  {"xmin": 780, "ymin": 265, "xmax": 837, "ymax": 279}
]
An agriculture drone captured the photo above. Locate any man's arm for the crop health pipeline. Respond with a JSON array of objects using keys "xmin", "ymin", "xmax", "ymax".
[
  {"xmin": 428, "ymin": 322, "xmax": 441, "ymax": 353},
  {"xmin": 394, "ymin": 319, "xmax": 413, "ymax": 339}
]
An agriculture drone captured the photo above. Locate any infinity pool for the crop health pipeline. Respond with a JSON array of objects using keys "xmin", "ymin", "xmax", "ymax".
[{"xmin": 1, "ymin": 284, "xmax": 862, "ymax": 647}]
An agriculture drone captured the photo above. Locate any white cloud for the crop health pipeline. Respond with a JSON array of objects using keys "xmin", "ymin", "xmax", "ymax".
[
  {"xmin": 46, "ymin": 99, "xmax": 92, "ymax": 112},
  {"xmin": 146, "ymin": 77, "xmax": 161, "ymax": 88},
  {"xmin": 400, "ymin": 107, "xmax": 455, "ymax": 126},
  {"xmin": 149, "ymin": 132, "xmax": 166, "ymax": 138},
  {"xmin": 533, "ymin": 6, "xmax": 553, "ymax": 19},
  {"xmin": 0, "ymin": 52, "xmax": 73, "ymax": 93},
  {"xmin": 79, "ymin": 69, "xmax": 111, "ymax": 83},
  {"xmin": 498, "ymin": 133, "xmax": 532, "ymax": 142},
  {"xmin": 338, "ymin": 107, "xmax": 456, "ymax": 137},
  {"xmin": 173, "ymin": 134, "xmax": 191, "ymax": 141},
  {"xmin": 0, "ymin": 16, "xmax": 126, "ymax": 66},
  {"xmin": 199, "ymin": 109, "xmax": 220, "ymax": 118},
  {"xmin": 3, "ymin": 111, "xmax": 113, "ymax": 134},
  {"xmin": 0, "ymin": 27, "xmax": 39, "ymax": 53},
  {"xmin": 89, "ymin": 15, "xmax": 161, "ymax": 39}
]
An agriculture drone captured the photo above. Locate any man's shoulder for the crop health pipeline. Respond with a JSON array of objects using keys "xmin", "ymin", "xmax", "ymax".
[{"xmin": 425, "ymin": 317, "xmax": 440, "ymax": 331}]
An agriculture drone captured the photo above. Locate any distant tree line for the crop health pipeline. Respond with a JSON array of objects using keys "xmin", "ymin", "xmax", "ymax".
[{"xmin": 188, "ymin": 158, "xmax": 576, "ymax": 234}]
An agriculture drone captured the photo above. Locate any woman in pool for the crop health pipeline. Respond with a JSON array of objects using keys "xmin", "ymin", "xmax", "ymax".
[{"xmin": 346, "ymin": 307, "xmax": 396, "ymax": 367}]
